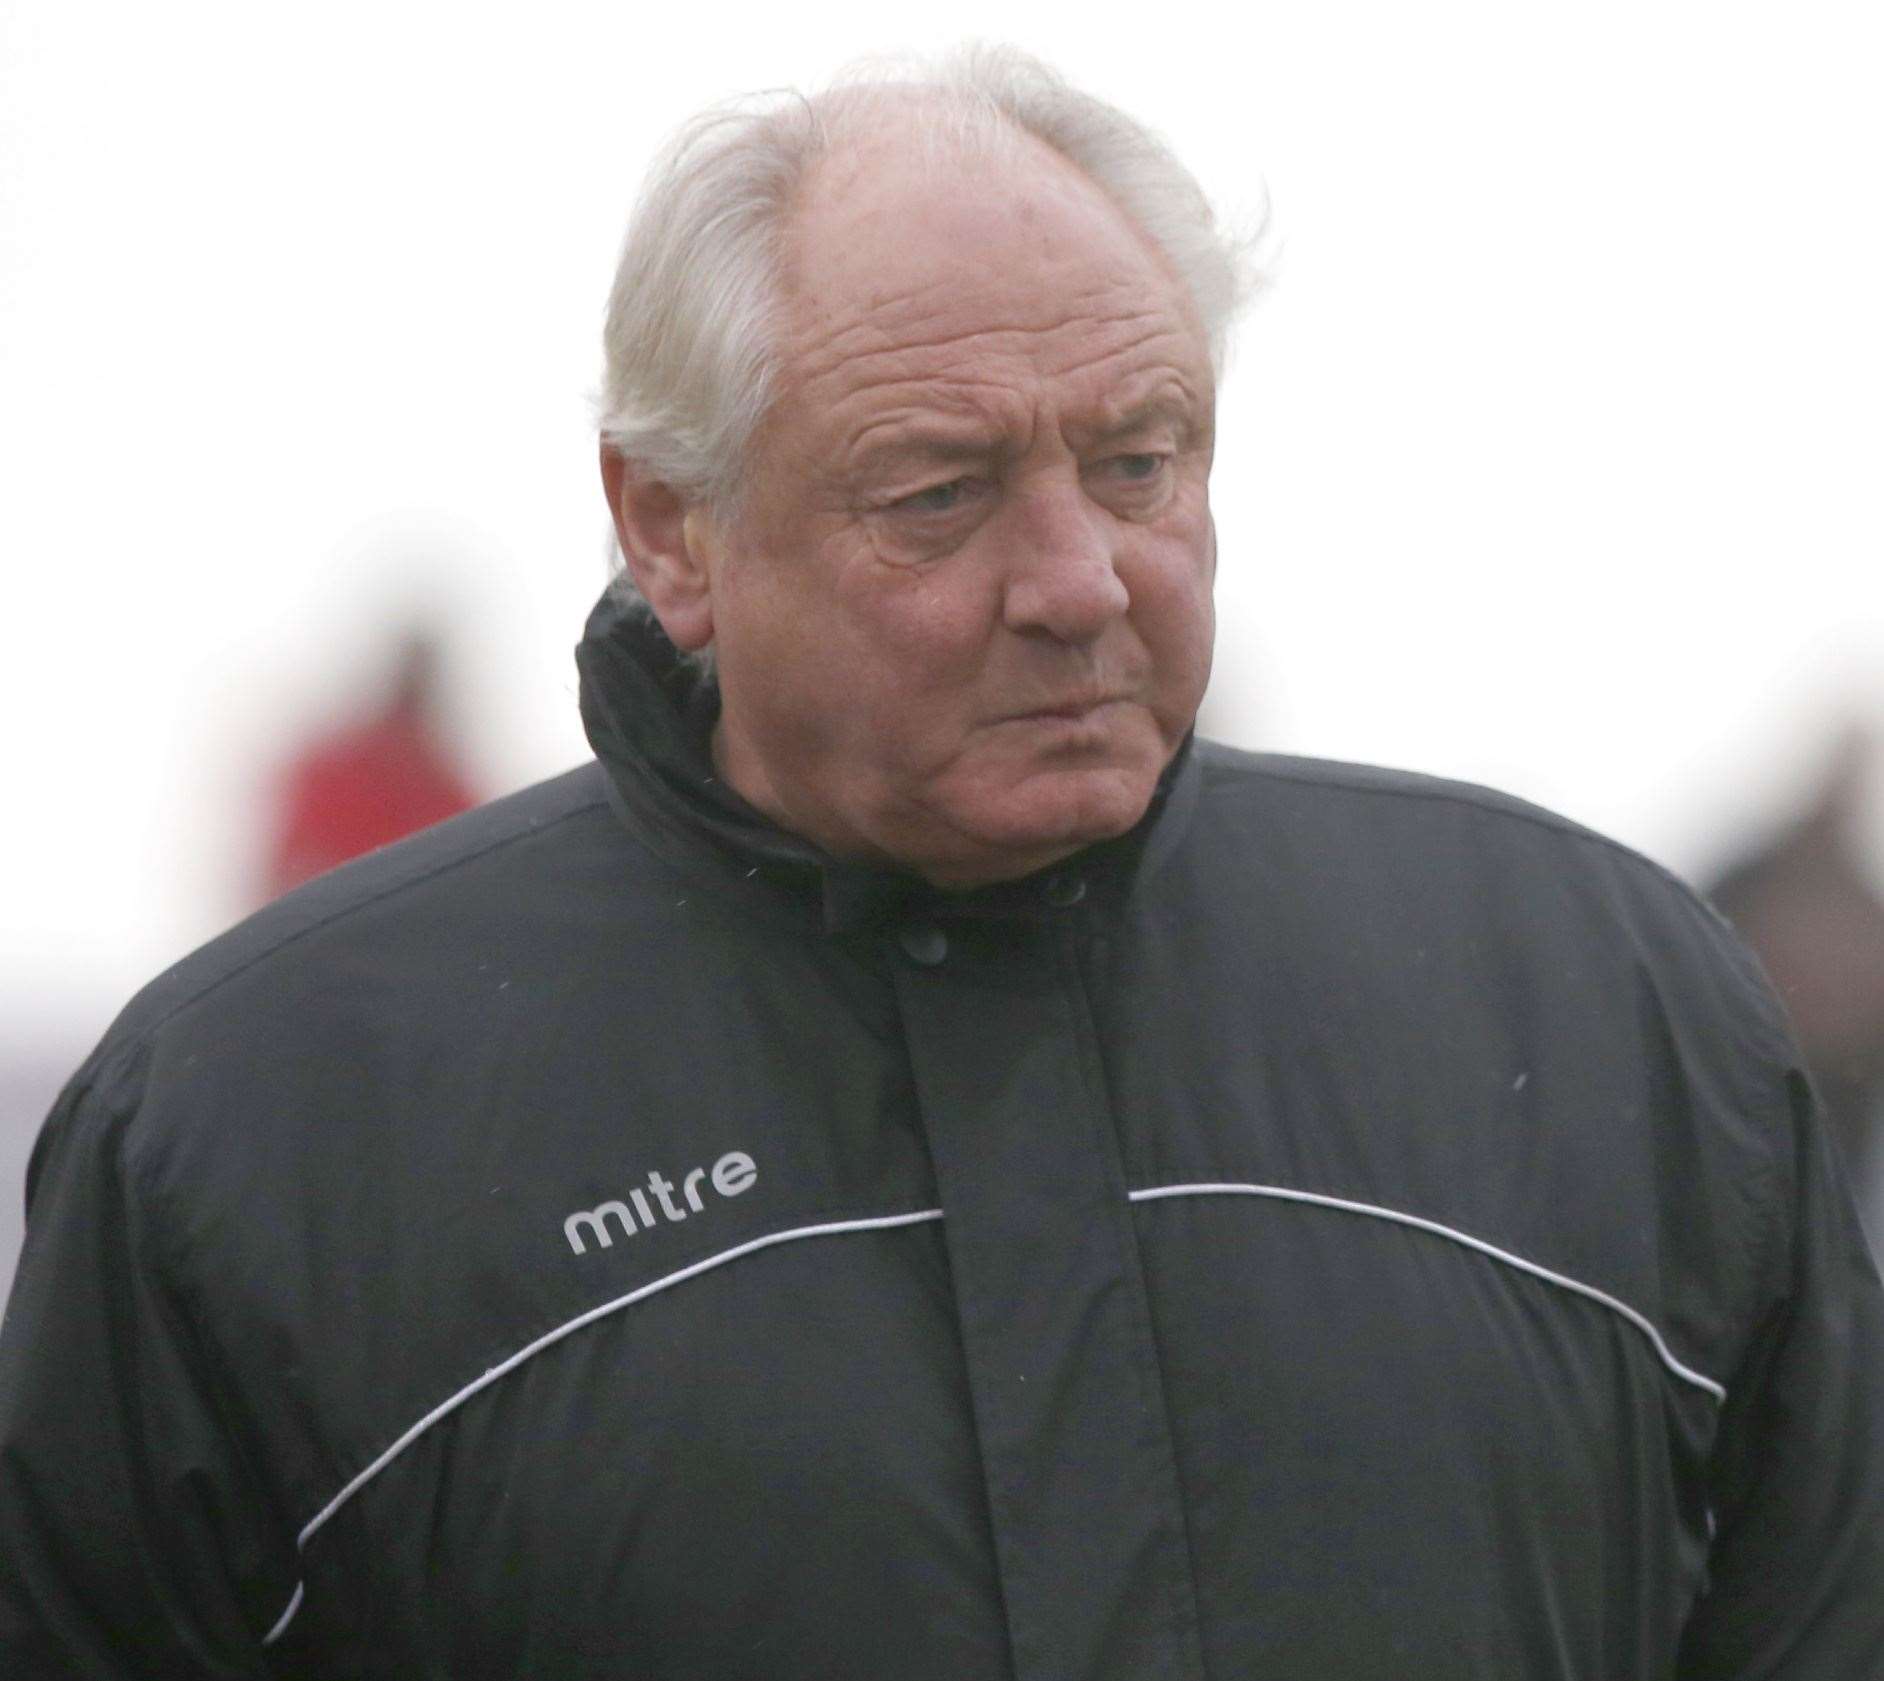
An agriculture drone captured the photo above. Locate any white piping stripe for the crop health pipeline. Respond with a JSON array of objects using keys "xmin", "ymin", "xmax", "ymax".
[
  {"xmin": 262, "ymin": 1181, "xmax": 1723, "ymax": 1645},
  {"xmin": 1126, "ymin": 1181, "xmax": 1726, "ymax": 1404},
  {"xmin": 262, "ymin": 1580, "xmax": 304, "ymax": 1647},
  {"xmin": 259, "ymin": 1206, "xmax": 946, "ymax": 1647}
]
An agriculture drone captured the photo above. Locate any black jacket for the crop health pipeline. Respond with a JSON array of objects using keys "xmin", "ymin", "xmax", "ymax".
[{"xmin": 3, "ymin": 594, "xmax": 1881, "ymax": 1679}]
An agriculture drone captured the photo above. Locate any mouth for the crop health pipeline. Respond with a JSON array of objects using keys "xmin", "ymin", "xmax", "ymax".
[{"xmin": 1006, "ymin": 694, "xmax": 1127, "ymax": 724}]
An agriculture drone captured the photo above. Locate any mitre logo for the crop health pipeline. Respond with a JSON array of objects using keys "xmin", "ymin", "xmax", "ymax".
[{"xmin": 563, "ymin": 1151, "xmax": 758, "ymax": 1255}]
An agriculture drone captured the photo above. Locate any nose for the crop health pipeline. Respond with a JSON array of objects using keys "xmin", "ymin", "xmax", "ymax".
[{"xmin": 1001, "ymin": 484, "xmax": 1131, "ymax": 644}]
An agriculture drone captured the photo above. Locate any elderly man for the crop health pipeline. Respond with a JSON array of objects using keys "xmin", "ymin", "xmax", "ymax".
[{"xmin": 3, "ymin": 47, "xmax": 1881, "ymax": 1681}]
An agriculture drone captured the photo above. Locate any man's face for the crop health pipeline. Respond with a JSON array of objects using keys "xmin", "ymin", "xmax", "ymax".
[{"xmin": 701, "ymin": 134, "xmax": 1218, "ymax": 887}]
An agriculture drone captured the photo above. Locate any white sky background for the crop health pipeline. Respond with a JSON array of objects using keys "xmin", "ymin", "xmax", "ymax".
[{"xmin": 1, "ymin": 1, "xmax": 1880, "ymax": 1046}]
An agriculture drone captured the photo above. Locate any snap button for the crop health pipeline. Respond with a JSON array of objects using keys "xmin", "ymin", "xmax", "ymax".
[
  {"xmin": 1043, "ymin": 871, "xmax": 1088, "ymax": 908},
  {"xmin": 897, "ymin": 922, "xmax": 949, "ymax": 966}
]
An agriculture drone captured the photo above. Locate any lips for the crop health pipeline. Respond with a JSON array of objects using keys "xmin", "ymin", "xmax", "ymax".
[{"xmin": 1007, "ymin": 695, "xmax": 1124, "ymax": 723}]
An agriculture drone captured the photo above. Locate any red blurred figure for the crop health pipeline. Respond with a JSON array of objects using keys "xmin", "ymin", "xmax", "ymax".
[{"xmin": 265, "ymin": 628, "xmax": 479, "ymax": 896}]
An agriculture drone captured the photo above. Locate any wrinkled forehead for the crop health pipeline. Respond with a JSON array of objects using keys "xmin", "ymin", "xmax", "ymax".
[{"xmin": 770, "ymin": 130, "xmax": 1211, "ymax": 442}]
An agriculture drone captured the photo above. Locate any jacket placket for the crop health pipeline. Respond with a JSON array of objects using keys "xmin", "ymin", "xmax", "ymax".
[{"xmin": 887, "ymin": 903, "xmax": 1209, "ymax": 1681}]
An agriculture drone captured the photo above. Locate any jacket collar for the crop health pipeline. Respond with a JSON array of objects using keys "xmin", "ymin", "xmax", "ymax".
[{"xmin": 574, "ymin": 586, "xmax": 1199, "ymax": 935}]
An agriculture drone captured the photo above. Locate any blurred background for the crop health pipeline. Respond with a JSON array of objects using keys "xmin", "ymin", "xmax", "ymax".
[{"xmin": 3, "ymin": 0, "xmax": 1880, "ymax": 1296}]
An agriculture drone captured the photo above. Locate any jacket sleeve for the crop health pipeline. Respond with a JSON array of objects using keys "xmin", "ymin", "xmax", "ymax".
[
  {"xmin": 1675, "ymin": 1067, "xmax": 1884, "ymax": 1677},
  {"xmin": 0, "ymin": 1071, "xmax": 296, "ymax": 1677}
]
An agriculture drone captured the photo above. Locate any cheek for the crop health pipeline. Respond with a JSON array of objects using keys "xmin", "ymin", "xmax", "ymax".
[
  {"xmin": 1133, "ymin": 530, "xmax": 1216, "ymax": 657},
  {"xmin": 1123, "ymin": 538, "xmax": 1215, "ymax": 735},
  {"xmin": 839, "ymin": 557, "xmax": 1003, "ymax": 690}
]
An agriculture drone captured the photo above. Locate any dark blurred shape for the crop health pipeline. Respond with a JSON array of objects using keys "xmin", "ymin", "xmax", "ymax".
[
  {"xmin": 265, "ymin": 625, "xmax": 480, "ymax": 897},
  {"xmin": 1707, "ymin": 721, "xmax": 1884, "ymax": 1221}
]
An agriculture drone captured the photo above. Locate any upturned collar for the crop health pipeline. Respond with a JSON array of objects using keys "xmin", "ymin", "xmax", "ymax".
[{"xmin": 574, "ymin": 586, "xmax": 1199, "ymax": 936}]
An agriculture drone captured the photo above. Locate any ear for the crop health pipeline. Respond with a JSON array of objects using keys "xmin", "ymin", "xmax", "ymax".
[{"xmin": 600, "ymin": 446, "xmax": 720, "ymax": 653}]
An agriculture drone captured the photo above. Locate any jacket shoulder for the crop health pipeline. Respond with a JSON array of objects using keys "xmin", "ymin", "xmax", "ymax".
[
  {"xmin": 1195, "ymin": 740, "xmax": 1645, "ymax": 854},
  {"xmin": 1194, "ymin": 742, "xmax": 1706, "ymax": 899},
  {"xmin": 82, "ymin": 763, "xmax": 614, "ymax": 1079},
  {"xmin": 1186, "ymin": 741, "xmax": 1788, "ymax": 1048}
]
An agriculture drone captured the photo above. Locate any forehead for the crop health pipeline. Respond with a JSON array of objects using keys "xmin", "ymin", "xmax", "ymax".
[{"xmin": 770, "ymin": 131, "xmax": 1211, "ymax": 457}]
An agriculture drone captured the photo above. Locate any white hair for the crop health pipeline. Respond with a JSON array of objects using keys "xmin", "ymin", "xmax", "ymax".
[{"xmin": 598, "ymin": 43, "xmax": 1268, "ymax": 602}]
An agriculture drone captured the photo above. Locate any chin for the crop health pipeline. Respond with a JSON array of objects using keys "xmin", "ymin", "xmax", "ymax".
[{"xmin": 966, "ymin": 764, "xmax": 1160, "ymax": 861}]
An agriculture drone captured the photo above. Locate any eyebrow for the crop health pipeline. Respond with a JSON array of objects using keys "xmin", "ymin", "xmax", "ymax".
[
  {"xmin": 844, "ymin": 426, "xmax": 1006, "ymax": 481},
  {"xmin": 1073, "ymin": 390, "xmax": 1203, "ymax": 447},
  {"xmin": 841, "ymin": 383, "xmax": 1206, "ymax": 480}
]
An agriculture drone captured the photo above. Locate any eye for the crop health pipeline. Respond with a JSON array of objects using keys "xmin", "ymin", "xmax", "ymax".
[
  {"xmin": 1106, "ymin": 452, "xmax": 1168, "ymax": 482},
  {"xmin": 890, "ymin": 476, "xmax": 987, "ymax": 515}
]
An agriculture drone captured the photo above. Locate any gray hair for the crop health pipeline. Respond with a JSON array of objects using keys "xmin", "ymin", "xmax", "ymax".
[{"xmin": 598, "ymin": 43, "xmax": 1268, "ymax": 605}]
